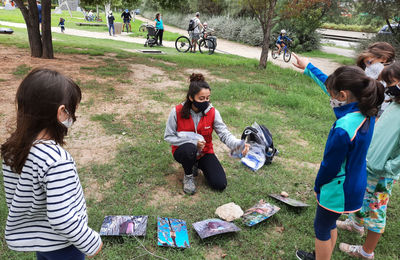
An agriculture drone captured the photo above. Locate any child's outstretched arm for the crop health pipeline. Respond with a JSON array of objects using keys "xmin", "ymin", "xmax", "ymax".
[{"xmin": 292, "ymin": 53, "xmax": 329, "ymax": 95}]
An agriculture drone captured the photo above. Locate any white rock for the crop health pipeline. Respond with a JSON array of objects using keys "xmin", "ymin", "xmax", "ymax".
[
  {"xmin": 280, "ymin": 191, "xmax": 289, "ymax": 198},
  {"xmin": 215, "ymin": 202, "xmax": 244, "ymax": 222}
]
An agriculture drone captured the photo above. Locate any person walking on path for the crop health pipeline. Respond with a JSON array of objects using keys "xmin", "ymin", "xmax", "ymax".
[
  {"xmin": 108, "ymin": 11, "xmax": 115, "ymax": 36},
  {"xmin": 164, "ymin": 73, "xmax": 250, "ymax": 195},
  {"xmin": 154, "ymin": 13, "xmax": 164, "ymax": 46},
  {"xmin": 121, "ymin": 9, "xmax": 132, "ymax": 32},
  {"xmin": 189, "ymin": 12, "xmax": 203, "ymax": 53}
]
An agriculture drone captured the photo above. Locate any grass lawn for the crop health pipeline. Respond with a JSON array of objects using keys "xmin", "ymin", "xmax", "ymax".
[{"xmin": 0, "ymin": 26, "xmax": 399, "ymax": 260}]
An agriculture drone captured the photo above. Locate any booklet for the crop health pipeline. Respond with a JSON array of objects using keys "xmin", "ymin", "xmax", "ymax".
[
  {"xmin": 192, "ymin": 218, "xmax": 241, "ymax": 239},
  {"xmin": 157, "ymin": 217, "xmax": 190, "ymax": 248},
  {"xmin": 269, "ymin": 194, "xmax": 309, "ymax": 207},
  {"xmin": 99, "ymin": 215, "xmax": 148, "ymax": 236},
  {"xmin": 242, "ymin": 200, "xmax": 280, "ymax": 226}
]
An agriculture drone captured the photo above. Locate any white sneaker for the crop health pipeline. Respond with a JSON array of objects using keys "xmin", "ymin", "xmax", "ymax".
[
  {"xmin": 183, "ymin": 174, "xmax": 196, "ymax": 195},
  {"xmin": 339, "ymin": 243, "xmax": 374, "ymax": 259},
  {"xmin": 336, "ymin": 218, "xmax": 365, "ymax": 236}
]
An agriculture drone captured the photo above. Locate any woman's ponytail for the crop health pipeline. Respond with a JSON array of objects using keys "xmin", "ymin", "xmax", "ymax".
[{"xmin": 358, "ymin": 79, "xmax": 385, "ymax": 117}]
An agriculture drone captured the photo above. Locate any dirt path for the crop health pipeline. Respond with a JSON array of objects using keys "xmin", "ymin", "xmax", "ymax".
[{"xmin": 0, "ymin": 20, "xmax": 342, "ymax": 74}]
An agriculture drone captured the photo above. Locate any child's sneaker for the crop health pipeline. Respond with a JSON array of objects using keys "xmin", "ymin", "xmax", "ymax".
[
  {"xmin": 295, "ymin": 249, "xmax": 315, "ymax": 260},
  {"xmin": 336, "ymin": 218, "xmax": 365, "ymax": 236},
  {"xmin": 339, "ymin": 243, "xmax": 374, "ymax": 259}
]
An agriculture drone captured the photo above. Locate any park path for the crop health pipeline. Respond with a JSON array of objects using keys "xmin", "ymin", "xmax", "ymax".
[{"xmin": 0, "ymin": 20, "xmax": 343, "ymax": 74}]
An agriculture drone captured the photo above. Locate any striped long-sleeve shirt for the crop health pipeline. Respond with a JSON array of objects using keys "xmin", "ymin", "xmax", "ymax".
[{"xmin": 2, "ymin": 140, "xmax": 102, "ymax": 255}]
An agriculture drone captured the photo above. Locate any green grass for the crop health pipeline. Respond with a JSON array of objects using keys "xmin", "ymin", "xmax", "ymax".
[
  {"xmin": 1, "ymin": 20, "xmax": 400, "ymax": 260},
  {"xmin": 12, "ymin": 64, "xmax": 32, "ymax": 76},
  {"xmin": 300, "ymin": 50, "xmax": 355, "ymax": 65}
]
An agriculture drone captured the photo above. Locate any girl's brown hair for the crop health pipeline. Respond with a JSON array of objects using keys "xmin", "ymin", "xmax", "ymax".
[
  {"xmin": 1, "ymin": 68, "xmax": 81, "ymax": 174},
  {"xmin": 155, "ymin": 13, "xmax": 160, "ymax": 21},
  {"xmin": 181, "ymin": 73, "xmax": 211, "ymax": 119},
  {"xmin": 381, "ymin": 61, "xmax": 400, "ymax": 104},
  {"xmin": 326, "ymin": 66, "xmax": 385, "ymax": 117},
  {"xmin": 356, "ymin": 42, "xmax": 395, "ymax": 70}
]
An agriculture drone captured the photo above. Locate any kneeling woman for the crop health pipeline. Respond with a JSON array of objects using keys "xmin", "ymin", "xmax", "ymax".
[{"xmin": 164, "ymin": 73, "xmax": 249, "ymax": 194}]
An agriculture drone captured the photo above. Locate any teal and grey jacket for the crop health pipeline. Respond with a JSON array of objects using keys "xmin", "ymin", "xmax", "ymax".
[{"xmin": 305, "ymin": 63, "xmax": 375, "ymax": 213}]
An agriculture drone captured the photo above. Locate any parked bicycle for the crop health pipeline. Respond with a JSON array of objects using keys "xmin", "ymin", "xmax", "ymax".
[
  {"xmin": 271, "ymin": 40, "xmax": 292, "ymax": 62},
  {"xmin": 175, "ymin": 28, "xmax": 216, "ymax": 54}
]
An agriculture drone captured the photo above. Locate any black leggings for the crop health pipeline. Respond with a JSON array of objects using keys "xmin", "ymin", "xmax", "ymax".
[
  {"xmin": 156, "ymin": 29, "xmax": 163, "ymax": 45},
  {"xmin": 173, "ymin": 143, "xmax": 227, "ymax": 191}
]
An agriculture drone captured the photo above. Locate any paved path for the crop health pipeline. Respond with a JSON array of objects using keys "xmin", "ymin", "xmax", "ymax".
[{"xmin": 0, "ymin": 20, "xmax": 344, "ymax": 74}]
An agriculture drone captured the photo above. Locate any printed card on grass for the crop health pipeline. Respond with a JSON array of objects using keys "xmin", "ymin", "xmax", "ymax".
[
  {"xmin": 99, "ymin": 215, "xmax": 148, "ymax": 236},
  {"xmin": 192, "ymin": 218, "xmax": 241, "ymax": 239},
  {"xmin": 242, "ymin": 200, "xmax": 280, "ymax": 226},
  {"xmin": 269, "ymin": 194, "xmax": 309, "ymax": 207},
  {"xmin": 157, "ymin": 217, "xmax": 190, "ymax": 248}
]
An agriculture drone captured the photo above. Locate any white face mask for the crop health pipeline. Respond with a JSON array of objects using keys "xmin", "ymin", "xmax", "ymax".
[
  {"xmin": 61, "ymin": 109, "xmax": 74, "ymax": 128},
  {"xmin": 61, "ymin": 117, "xmax": 74, "ymax": 128},
  {"xmin": 330, "ymin": 98, "xmax": 347, "ymax": 108},
  {"xmin": 365, "ymin": 62, "xmax": 384, "ymax": 79}
]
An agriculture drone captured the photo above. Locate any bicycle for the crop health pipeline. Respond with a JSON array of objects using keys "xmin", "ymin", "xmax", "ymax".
[
  {"xmin": 175, "ymin": 31, "xmax": 215, "ymax": 54},
  {"xmin": 271, "ymin": 41, "xmax": 292, "ymax": 62}
]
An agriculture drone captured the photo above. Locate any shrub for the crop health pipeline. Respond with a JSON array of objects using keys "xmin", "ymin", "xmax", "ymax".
[{"xmin": 357, "ymin": 34, "xmax": 400, "ymax": 59}]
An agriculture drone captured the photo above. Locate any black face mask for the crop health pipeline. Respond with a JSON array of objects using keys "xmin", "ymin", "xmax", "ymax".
[
  {"xmin": 193, "ymin": 100, "xmax": 209, "ymax": 112},
  {"xmin": 386, "ymin": 84, "xmax": 400, "ymax": 98}
]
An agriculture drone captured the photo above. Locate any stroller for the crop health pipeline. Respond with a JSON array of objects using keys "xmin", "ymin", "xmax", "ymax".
[{"xmin": 144, "ymin": 25, "xmax": 158, "ymax": 47}]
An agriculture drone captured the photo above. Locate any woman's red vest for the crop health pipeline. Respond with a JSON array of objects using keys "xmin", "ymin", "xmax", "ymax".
[{"xmin": 171, "ymin": 104, "xmax": 215, "ymax": 155}]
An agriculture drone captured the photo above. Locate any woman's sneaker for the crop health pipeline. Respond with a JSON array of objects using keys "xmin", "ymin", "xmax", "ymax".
[
  {"xmin": 295, "ymin": 250, "xmax": 315, "ymax": 260},
  {"xmin": 336, "ymin": 219, "xmax": 365, "ymax": 236},
  {"xmin": 183, "ymin": 174, "xmax": 196, "ymax": 195},
  {"xmin": 339, "ymin": 243, "xmax": 374, "ymax": 259}
]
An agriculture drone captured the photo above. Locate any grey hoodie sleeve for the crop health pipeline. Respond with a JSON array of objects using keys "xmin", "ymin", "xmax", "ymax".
[
  {"xmin": 164, "ymin": 108, "xmax": 198, "ymax": 147},
  {"xmin": 213, "ymin": 109, "xmax": 242, "ymax": 150}
]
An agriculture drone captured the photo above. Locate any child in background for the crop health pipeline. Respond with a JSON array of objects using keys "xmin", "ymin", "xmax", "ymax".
[
  {"xmin": 291, "ymin": 62, "xmax": 384, "ymax": 260},
  {"xmin": 1, "ymin": 68, "xmax": 102, "ymax": 259},
  {"xmin": 58, "ymin": 17, "xmax": 65, "ymax": 33},
  {"xmin": 337, "ymin": 62, "xmax": 400, "ymax": 259}
]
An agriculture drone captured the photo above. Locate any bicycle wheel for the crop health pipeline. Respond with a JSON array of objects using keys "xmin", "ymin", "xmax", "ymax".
[
  {"xmin": 283, "ymin": 50, "xmax": 291, "ymax": 62},
  {"xmin": 271, "ymin": 47, "xmax": 279, "ymax": 59},
  {"xmin": 139, "ymin": 24, "xmax": 146, "ymax": 32},
  {"xmin": 175, "ymin": 36, "xmax": 191, "ymax": 53},
  {"xmin": 199, "ymin": 39, "xmax": 215, "ymax": 55}
]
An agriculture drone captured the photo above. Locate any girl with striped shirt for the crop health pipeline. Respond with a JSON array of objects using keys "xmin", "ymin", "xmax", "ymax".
[{"xmin": 1, "ymin": 68, "xmax": 102, "ymax": 259}]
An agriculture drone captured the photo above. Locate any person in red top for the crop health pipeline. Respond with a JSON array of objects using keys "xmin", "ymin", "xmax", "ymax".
[{"xmin": 164, "ymin": 73, "xmax": 250, "ymax": 194}]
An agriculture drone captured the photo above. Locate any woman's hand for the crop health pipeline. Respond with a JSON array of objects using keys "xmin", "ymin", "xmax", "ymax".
[
  {"xmin": 241, "ymin": 143, "xmax": 250, "ymax": 156},
  {"xmin": 292, "ymin": 53, "xmax": 309, "ymax": 71},
  {"xmin": 197, "ymin": 140, "xmax": 206, "ymax": 151}
]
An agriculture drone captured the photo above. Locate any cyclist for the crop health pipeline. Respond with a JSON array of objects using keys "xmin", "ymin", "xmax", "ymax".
[
  {"xmin": 276, "ymin": 29, "xmax": 292, "ymax": 55},
  {"xmin": 190, "ymin": 12, "xmax": 203, "ymax": 53},
  {"xmin": 121, "ymin": 9, "xmax": 132, "ymax": 32}
]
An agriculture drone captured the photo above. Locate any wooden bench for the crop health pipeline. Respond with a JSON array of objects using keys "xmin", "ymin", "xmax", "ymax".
[{"xmin": 75, "ymin": 22, "xmax": 107, "ymax": 27}]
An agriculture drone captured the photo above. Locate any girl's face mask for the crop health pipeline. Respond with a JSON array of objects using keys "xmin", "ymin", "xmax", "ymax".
[
  {"xmin": 365, "ymin": 62, "xmax": 385, "ymax": 79},
  {"xmin": 386, "ymin": 83, "xmax": 400, "ymax": 99},
  {"xmin": 330, "ymin": 98, "xmax": 347, "ymax": 108},
  {"xmin": 61, "ymin": 109, "xmax": 74, "ymax": 128}
]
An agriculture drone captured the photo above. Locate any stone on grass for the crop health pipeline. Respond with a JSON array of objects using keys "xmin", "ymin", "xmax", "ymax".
[{"xmin": 215, "ymin": 202, "xmax": 244, "ymax": 222}]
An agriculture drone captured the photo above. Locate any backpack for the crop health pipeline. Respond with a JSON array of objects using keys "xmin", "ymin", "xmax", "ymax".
[
  {"xmin": 241, "ymin": 124, "xmax": 278, "ymax": 165},
  {"xmin": 188, "ymin": 18, "xmax": 196, "ymax": 31}
]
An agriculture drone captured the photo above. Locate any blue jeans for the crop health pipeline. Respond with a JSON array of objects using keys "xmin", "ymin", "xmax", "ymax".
[
  {"xmin": 36, "ymin": 245, "xmax": 84, "ymax": 260},
  {"xmin": 109, "ymin": 24, "xmax": 115, "ymax": 35}
]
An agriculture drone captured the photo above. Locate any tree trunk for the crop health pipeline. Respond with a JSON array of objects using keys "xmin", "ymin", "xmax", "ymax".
[
  {"xmin": 105, "ymin": 3, "xmax": 111, "ymax": 27},
  {"xmin": 41, "ymin": 0, "xmax": 53, "ymax": 58},
  {"xmin": 258, "ymin": 0, "xmax": 276, "ymax": 69}
]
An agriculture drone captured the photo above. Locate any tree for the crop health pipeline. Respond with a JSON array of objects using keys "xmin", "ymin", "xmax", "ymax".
[
  {"xmin": 242, "ymin": 0, "xmax": 278, "ymax": 69},
  {"xmin": 14, "ymin": 0, "xmax": 53, "ymax": 58},
  {"xmin": 357, "ymin": 0, "xmax": 400, "ymax": 34}
]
